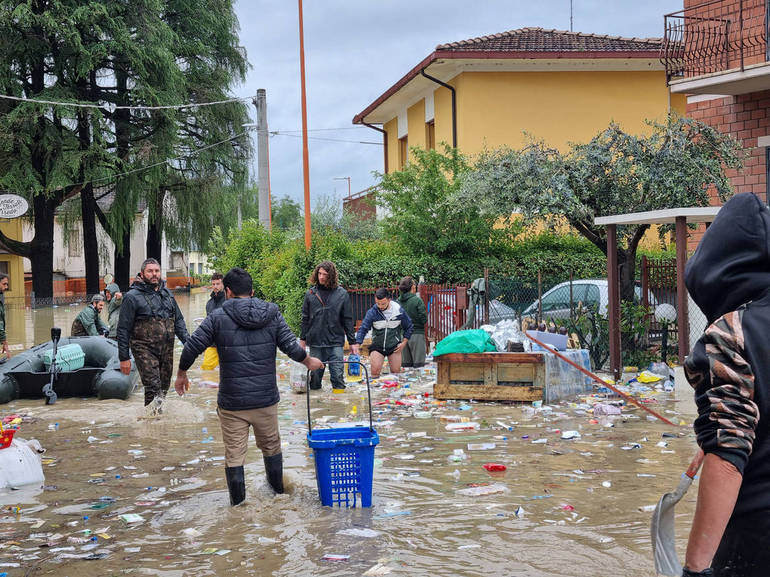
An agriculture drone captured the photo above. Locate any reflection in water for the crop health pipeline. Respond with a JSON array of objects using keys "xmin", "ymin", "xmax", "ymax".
[{"xmin": 0, "ymin": 291, "xmax": 700, "ymax": 576}]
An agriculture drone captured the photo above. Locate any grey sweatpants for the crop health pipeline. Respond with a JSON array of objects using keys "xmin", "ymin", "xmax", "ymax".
[{"xmin": 402, "ymin": 333, "xmax": 426, "ymax": 367}]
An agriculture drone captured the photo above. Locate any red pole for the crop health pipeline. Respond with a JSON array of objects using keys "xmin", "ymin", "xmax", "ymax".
[{"xmin": 298, "ymin": 0, "xmax": 312, "ymax": 250}]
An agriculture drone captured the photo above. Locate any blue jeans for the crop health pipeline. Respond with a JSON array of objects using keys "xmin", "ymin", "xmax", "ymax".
[{"xmin": 309, "ymin": 346, "xmax": 345, "ymax": 390}]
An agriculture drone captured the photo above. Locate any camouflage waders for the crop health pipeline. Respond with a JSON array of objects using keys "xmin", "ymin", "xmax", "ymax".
[{"xmin": 130, "ymin": 317, "xmax": 176, "ymax": 406}]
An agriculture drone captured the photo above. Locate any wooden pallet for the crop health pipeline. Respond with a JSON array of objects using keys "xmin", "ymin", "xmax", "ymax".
[{"xmin": 434, "ymin": 352, "xmax": 545, "ymax": 402}]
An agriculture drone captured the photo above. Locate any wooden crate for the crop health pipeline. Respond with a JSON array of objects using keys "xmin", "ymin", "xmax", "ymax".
[{"xmin": 434, "ymin": 352, "xmax": 545, "ymax": 402}]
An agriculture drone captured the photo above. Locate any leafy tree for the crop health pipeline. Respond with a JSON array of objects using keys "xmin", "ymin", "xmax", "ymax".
[
  {"xmin": 377, "ymin": 145, "xmax": 518, "ymax": 259},
  {"xmin": 271, "ymin": 195, "xmax": 302, "ymax": 230},
  {"xmin": 460, "ymin": 116, "xmax": 744, "ymax": 301}
]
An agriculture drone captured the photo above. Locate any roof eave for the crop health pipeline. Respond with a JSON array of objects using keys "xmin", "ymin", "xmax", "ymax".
[{"xmin": 352, "ymin": 49, "xmax": 663, "ymax": 125}]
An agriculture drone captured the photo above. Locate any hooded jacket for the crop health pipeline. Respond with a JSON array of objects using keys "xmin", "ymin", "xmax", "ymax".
[
  {"xmin": 105, "ymin": 283, "xmax": 122, "ymax": 338},
  {"xmin": 356, "ymin": 300, "xmax": 413, "ymax": 352},
  {"xmin": 206, "ymin": 290, "xmax": 225, "ymax": 315},
  {"xmin": 397, "ymin": 291, "xmax": 427, "ymax": 332},
  {"xmin": 300, "ymin": 285, "xmax": 355, "ymax": 347},
  {"xmin": 684, "ymin": 192, "xmax": 770, "ymax": 516},
  {"xmin": 117, "ymin": 277, "xmax": 188, "ymax": 361},
  {"xmin": 179, "ymin": 297, "xmax": 307, "ymax": 411}
]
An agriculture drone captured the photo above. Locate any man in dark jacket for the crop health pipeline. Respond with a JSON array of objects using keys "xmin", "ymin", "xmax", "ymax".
[
  {"xmin": 201, "ymin": 272, "xmax": 225, "ymax": 370},
  {"xmin": 0, "ymin": 273, "xmax": 8, "ymax": 358},
  {"xmin": 300, "ymin": 261, "xmax": 357, "ymax": 391},
  {"xmin": 682, "ymin": 192, "xmax": 770, "ymax": 577},
  {"xmin": 117, "ymin": 258, "xmax": 189, "ymax": 407},
  {"xmin": 71, "ymin": 294, "xmax": 109, "ymax": 336},
  {"xmin": 174, "ymin": 267, "xmax": 323, "ymax": 505},
  {"xmin": 397, "ymin": 276, "xmax": 428, "ymax": 368},
  {"xmin": 356, "ymin": 287, "xmax": 413, "ymax": 379}
]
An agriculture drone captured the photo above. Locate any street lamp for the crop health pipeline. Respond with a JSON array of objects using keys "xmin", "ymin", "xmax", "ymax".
[
  {"xmin": 334, "ymin": 176, "xmax": 351, "ymax": 198},
  {"xmin": 654, "ymin": 304, "xmax": 677, "ymax": 364},
  {"xmin": 297, "ymin": 0, "xmax": 312, "ymax": 250}
]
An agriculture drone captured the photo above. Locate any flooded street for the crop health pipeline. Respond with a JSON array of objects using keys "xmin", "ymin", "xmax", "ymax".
[{"xmin": 0, "ymin": 292, "xmax": 700, "ymax": 576}]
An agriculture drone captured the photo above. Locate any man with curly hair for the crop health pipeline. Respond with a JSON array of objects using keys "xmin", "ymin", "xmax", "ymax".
[{"xmin": 300, "ymin": 261, "xmax": 357, "ymax": 391}]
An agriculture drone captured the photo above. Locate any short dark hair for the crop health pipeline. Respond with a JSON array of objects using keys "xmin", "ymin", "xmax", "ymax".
[
  {"xmin": 0, "ymin": 273, "xmax": 8, "ymax": 282},
  {"xmin": 375, "ymin": 287, "xmax": 391, "ymax": 300},
  {"xmin": 211, "ymin": 272, "xmax": 223, "ymax": 281},
  {"xmin": 223, "ymin": 267, "xmax": 253, "ymax": 296},
  {"xmin": 399, "ymin": 276, "xmax": 414, "ymax": 294},
  {"xmin": 141, "ymin": 258, "xmax": 159, "ymax": 272}
]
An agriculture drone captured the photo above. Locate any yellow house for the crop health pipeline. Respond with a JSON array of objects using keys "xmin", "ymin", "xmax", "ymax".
[
  {"xmin": 354, "ymin": 27, "xmax": 686, "ymax": 172},
  {"xmin": 0, "ymin": 218, "xmax": 26, "ymax": 300}
]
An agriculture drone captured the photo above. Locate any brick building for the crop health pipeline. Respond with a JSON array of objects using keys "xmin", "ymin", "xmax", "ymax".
[{"xmin": 662, "ymin": 0, "xmax": 770, "ymax": 245}]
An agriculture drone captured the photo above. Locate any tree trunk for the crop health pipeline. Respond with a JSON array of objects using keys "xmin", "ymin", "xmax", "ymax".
[
  {"xmin": 77, "ymin": 105, "xmax": 100, "ymax": 296},
  {"xmin": 30, "ymin": 195, "xmax": 56, "ymax": 301},
  {"xmin": 81, "ymin": 183, "xmax": 100, "ymax": 295},
  {"xmin": 146, "ymin": 189, "xmax": 164, "ymax": 265},
  {"xmin": 114, "ymin": 229, "xmax": 132, "ymax": 290},
  {"xmin": 619, "ymin": 248, "xmax": 636, "ymax": 304}
]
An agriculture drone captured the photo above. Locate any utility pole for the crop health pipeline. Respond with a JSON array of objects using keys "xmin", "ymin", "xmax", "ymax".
[
  {"xmin": 256, "ymin": 89, "xmax": 271, "ymax": 230},
  {"xmin": 334, "ymin": 176, "xmax": 351, "ymax": 198},
  {"xmin": 570, "ymin": 0, "xmax": 574, "ymax": 32},
  {"xmin": 298, "ymin": 0, "xmax": 312, "ymax": 250}
]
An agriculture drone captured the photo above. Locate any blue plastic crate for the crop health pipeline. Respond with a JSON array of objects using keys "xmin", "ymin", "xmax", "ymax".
[{"xmin": 307, "ymin": 426, "xmax": 379, "ymax": 508}]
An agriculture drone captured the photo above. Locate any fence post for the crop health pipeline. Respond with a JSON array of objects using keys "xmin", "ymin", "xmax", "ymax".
[
  {"xmin": 569, "ymin": 270, "xmax": 574, "ymax": 321},
  {"xmin": 483, "ymin": 267, "xmax": 489, "ymax": 325},
  {"xmin": 31, "ymin": 290, "xmax": 35, "ymax": 310},
  {"xmin": 537, "ymin": 270, "xmax": 542, "ymax": 324},
  {"xmin": 641, "ymin": 255, "xmax": 649, "ymax": 309}
]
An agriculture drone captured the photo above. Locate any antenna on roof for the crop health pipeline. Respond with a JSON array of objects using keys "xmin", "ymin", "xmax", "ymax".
[{"xmin": 570, "ymin": 0, "xmax": 574, "ymax": 32}]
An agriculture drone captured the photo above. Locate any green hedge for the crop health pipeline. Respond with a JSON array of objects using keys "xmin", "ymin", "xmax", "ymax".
[{"xmin": 208, "ymin": 223, "xmax": 677, "ymax": 332}]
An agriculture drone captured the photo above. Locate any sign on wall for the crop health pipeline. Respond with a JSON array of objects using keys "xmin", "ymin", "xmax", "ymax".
[{"xmin": 0, "ymin": 194, "xmax": 29, "ymax": 219}]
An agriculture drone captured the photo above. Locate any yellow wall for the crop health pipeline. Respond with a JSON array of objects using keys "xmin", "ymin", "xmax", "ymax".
[
  {"xmin": 384, "ymin": 118, "xmax": 399, "ymax": 171},
  {"xmin": 454, "ymin": 70, "xmax": 679, "ymax": 154},
  {"xmin": 0, "ymin": 218, "xmax": 25, "ymax": 300},
  {"xmin": 406, "ymin": 101, "xmax": 426, "ymax": 161},
  {"xmin": 384, "ymin": 69, "xmax": 682, "ymax": 166}
]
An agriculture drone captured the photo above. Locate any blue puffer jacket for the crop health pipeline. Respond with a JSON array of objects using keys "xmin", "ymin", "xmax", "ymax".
[{"xmin": 179, "ymin": 297, "xmax": 306, "ymax": 411}]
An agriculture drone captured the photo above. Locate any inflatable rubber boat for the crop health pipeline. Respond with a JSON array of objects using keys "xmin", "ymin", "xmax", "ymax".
[{"xmin": 0, "ymin": 336, "xmax": 139, "ymax": 404}]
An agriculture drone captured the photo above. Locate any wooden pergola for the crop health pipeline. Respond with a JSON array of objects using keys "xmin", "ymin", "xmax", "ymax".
[{"xmin": 594, "ymin": 207, "xmax": 721, "ymax": 378}]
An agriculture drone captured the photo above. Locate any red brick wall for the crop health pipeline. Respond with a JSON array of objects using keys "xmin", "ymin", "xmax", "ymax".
[
  {"xmin": 342, "ymin": 191, "xmax": 376, "ymax": 222},
  {"xmin": 687, "ymin": 90, "xmax": 770, "ymax": 246}
]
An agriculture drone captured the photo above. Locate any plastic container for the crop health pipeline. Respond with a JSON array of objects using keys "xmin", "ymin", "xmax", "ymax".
[
  {"xmin": 306, "ymin": 360, "xmax": 378, "ymax": 508},
  {"xmin": 307, "ymin": 426, "xmax": 379, "ymax": 508},
  {"xmin": 0, "ymin": 427, "xmax": 15, "ymax": 450},
  {"xmin": 346, "ymin": 354, "xmax": 363, "ymax": 382},
  {"xmin": 43, "ymin": 343, "xmax": 85, "ymax": 371}
]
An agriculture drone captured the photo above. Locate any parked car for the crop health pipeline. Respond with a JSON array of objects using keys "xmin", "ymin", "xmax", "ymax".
[{"xmin": 521, "ymin": 279, "xmax": 658, "ymax": 320}]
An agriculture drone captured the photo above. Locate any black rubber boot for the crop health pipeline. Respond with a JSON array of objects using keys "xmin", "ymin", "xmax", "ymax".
[
  {"xmin": 263, "ymin": 453, "xmax": 284, "ymax": 494},
  {"xmin": 224, "ymin": 466, "xmax": 246, "ymax": 506}
]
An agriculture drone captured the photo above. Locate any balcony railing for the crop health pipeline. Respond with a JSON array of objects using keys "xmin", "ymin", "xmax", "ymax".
[{"xmin": 662, "ymin": 0, "xmax": 767, "ymax": 81}]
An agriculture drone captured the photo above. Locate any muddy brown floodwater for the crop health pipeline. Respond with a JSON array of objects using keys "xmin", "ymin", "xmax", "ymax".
[{"xmin": 0, "ymin": 292, "xmax": 699, "ymax": 576}]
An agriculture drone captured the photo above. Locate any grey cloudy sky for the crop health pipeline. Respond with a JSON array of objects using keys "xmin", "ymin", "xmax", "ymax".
[{"xmin": 233, "ymin": 1, "xmax": 682, "ymax": 212}]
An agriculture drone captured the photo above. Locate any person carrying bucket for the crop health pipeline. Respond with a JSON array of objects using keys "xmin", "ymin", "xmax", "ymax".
[
  {"xmin": 681, "ymin": 192, "xmax": 770, "ymax": 576},
  {"xmin": 200, "ymin": 272, "xmax": 225, "ymax": 370},
  {"xmin": 174, "ymin": 267, "xmax": 323, "ymax": 506}
]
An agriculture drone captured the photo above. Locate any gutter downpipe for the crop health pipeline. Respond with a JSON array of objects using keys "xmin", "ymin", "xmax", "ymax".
[
  {"xmin": 420, "ymin": 69, "xmax": 457, "ymax": 149},
  {"xmin": 363, "ymin": 122, "xmax": 388, "ymax": 174}
]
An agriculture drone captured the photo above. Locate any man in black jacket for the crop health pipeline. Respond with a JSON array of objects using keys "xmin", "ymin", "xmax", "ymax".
[
  {"xmin": 682, "ymin": 192, "xmax": 770, "ymax": 577},
  {"xmin": 117, "ymin": 258, "xmax": 189, "ymax": 407},
  {"xmin": 174, "ymin": 267, "xmax": 323, "ymax": 505},
  {"xmin": 300, "ymin": 261, "xmax": 357, "ymax": 391}
]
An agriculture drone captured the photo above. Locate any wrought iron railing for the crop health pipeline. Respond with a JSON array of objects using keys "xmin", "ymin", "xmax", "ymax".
[{"xmin": 662, "ymin": 0, "xmax": 767, "ymax": 81}]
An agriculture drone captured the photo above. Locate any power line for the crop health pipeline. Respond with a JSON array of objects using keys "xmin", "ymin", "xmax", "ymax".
[
  {"xmin": 0, "ymin": 93, "xmax": 253, "ymax": 111},
  {"xmin": 84, "ymin": 132, "xmax": 248, "ymax": 201},
  {"xmin": 269, "ymin": 131, "xmax": 382, "ymax": 146}
]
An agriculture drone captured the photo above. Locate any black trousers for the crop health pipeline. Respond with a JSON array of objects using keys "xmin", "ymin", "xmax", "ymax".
[{"xmin": 713, "ymin": 509, "xmax": 770, "ymax": 577}]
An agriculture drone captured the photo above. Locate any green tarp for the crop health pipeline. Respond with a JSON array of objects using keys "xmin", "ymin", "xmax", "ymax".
[{"xmin": 433, "ymin": 329, "xmax": 497, "ymax": 357}]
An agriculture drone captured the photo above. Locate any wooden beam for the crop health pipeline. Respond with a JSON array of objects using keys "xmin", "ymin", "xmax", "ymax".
[
  {"xmin": 676, "ymin": 215, "xmax": 690, "ymax": 363},
  {"xmin": 607, "ymin": 224, "xmax": 621, "ymax": 379}
]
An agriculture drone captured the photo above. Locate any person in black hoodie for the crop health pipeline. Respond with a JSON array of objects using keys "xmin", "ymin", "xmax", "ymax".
[
  {"xmin": 201, "ymin": 272, "xmax": 225, "ymax": 370},
  {"xmin": 299, "ymin": 261, "xmax": 357, "ymax": 391},
  {"xmin": 682, "ymin": 192, "xmax": 770, "ymax": 577},
  {"xmin": 118, "ymin": 258, "xmax": 188, "ymax": 407},
  {"xmin": 174, "ymin": 267, "xmax": 323, "ymax": 505}
]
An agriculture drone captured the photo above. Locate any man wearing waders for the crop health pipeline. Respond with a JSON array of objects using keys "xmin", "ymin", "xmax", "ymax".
[{"xmin": 118, "ymin": 258, "xmax": 189, "ymax": 408}]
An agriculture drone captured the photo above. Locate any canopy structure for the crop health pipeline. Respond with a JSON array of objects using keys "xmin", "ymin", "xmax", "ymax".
[{"xmin": 594, "ymin": 207, "xmax": 721, "ymax": 377}]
